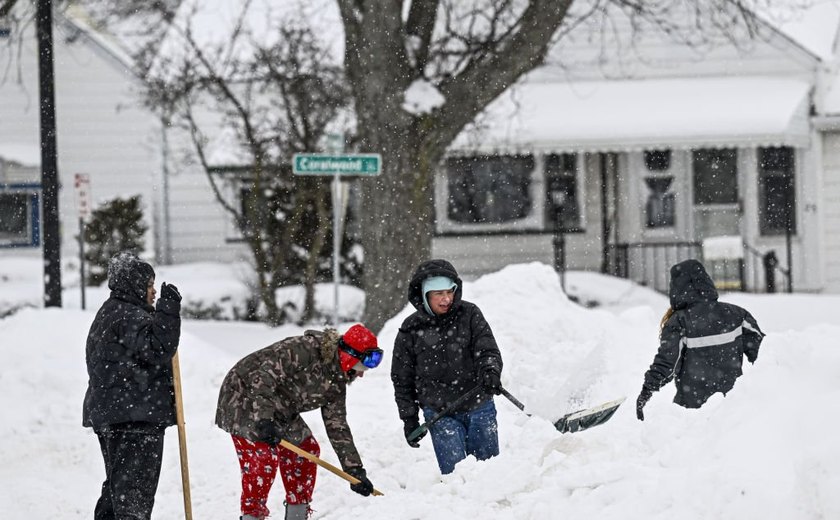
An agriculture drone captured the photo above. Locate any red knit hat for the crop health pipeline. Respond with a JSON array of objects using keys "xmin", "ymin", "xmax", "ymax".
[{"xmin": 338, "ymin": 324, "xmax": 379, "ymax": 372}]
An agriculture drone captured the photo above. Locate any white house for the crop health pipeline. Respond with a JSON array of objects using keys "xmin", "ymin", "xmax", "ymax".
[{"xmin": 433, "ymin": 2, "xmax": 840, "ymax": 294}]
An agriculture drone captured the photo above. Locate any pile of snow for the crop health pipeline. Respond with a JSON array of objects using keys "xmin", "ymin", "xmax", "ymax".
[{"xmin": 1, "ymin": 261, "xmax": 839, "ymax": 518}]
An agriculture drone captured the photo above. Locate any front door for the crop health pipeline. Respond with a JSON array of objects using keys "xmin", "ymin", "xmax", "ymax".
[{"xmin": 691, "ymin": 148, "xmax": 741, "ymax": 240}]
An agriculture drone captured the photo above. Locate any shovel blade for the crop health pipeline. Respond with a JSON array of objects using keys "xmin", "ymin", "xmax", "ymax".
[{"xmin": 554, "ymin": 397, "xmax": 625, "ymax": 433}]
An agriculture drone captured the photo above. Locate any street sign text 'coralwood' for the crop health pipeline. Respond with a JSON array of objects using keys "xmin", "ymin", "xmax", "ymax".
[{"xmin": 292, "ymin": 153, "xmax": 382, "ymax": 176}]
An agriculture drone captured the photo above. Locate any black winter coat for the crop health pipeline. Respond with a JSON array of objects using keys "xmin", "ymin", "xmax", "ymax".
[
  {"xmin": 83, "ymin": 255, "xmax": 181, "ymax": 430},
  {"xmin": 643, "ymin": 259, "xmax": 764, "ymax": 408},
  {"xmin": 391, "ymin": 259, "xmax": 503, "ymax": 420}
]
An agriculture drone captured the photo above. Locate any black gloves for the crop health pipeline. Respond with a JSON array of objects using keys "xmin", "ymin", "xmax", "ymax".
[
  {"xmin": 347, "ymin": 467, "xmax": 374, "ymax": 497},
  {"xmin": 636, "ymin": 386, "xmax": 654, "ymax": 421},
  {"xmin": 160, "ymin": 282, "xmax": 182, "ymax": 302},
  {"xmin": 480, "ymin": 368, "xmax": 503, "ymax": 395},
  {"xmin": 403, "ymin": 417, "xmax": 426, "ymax": 448},
  {"xmin": 254, "ymin": 419, "xmax": 282, "ymax": 445}
]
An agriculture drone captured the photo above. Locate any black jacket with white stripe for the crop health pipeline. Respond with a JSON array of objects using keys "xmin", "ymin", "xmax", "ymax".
[{"xmin": 643, "ymin": 259, "xmax": 764, "ymax": 409}]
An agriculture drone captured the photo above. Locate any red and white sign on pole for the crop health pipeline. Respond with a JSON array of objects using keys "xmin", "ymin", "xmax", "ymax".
[{"xmin": 74, "ymin": 173, "xmax": 92, "ymax": 220}]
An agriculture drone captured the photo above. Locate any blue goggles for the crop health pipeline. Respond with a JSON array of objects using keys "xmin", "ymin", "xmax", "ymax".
[{"xmin": 339, "ymin": 340, "xmax": 384, "ymax": 369}]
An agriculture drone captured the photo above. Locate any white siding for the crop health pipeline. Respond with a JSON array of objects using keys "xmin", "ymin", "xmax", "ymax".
[
  {"xmin": 821, "ymin": 133, "xmax": 840, "ymax": 291},
  {"xmin": 432, "ymin": 234, "xmax": 554, "ymax": 279},
  {"xmin": 164, "ymin": 168, "xmax": 248, "ymax": 263},
  {"xmin": 0, "ymin": 15, "xmax": 159, "ymax": 267}
]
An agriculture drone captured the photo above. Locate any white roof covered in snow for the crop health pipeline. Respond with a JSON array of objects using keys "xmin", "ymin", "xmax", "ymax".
[{"xmin": 451, "ymin": 76, "xmax": 812, "ymax": 154}]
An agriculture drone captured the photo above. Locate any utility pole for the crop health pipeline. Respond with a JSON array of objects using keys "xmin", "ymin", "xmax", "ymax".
[{"xmin": 37, "ymin": 0, "xmax": 62, "ymax": 307}]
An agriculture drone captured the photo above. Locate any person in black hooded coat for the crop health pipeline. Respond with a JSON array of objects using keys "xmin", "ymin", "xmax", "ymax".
[
  {"xmin": 391, "ymin": 259, "xmax": 503, "ymax": 474},
  {"xmin": 83, "ymin": 251, "xmax": 182, "ymax": 520},
  {"xmin": 636, "ymin": 259, "xmax": 764, "ymax": 420}
]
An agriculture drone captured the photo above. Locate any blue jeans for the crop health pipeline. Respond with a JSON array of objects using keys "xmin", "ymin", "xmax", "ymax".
[{"xmin": 422, "ymin": 399, "xmax": 500, "ymax": 475}]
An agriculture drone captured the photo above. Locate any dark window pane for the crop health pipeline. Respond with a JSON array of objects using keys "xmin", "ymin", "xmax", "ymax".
[
  {"xmin": 693, "ymin": 149, "xmax": 738, "ymax": 204},
  {"xmin": 545, "ymin": 153, "xmax": 581, "ymax": 232},
  {"xmin": 645, "ymin": 150, "xmax": 671, "ymax": 171},
  {"xmin": 447, "ymin": 155, "xmax": 534, "ymax": 224},
  {"xmin": 0, "ymin": 193, "xmax": 29, "ymax": 240},
  {"xmin": 758, "ymin": 147, "xmax": 795, "ymax": 236}
]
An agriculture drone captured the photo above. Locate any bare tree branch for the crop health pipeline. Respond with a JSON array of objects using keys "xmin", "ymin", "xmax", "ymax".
[
  {"xmin": 429, "ymin": 0, "xmax": 573, "ymax": 146},
  {"xmin": 0, "ymin": 0, "xmax": 18, "ymax": 18}
]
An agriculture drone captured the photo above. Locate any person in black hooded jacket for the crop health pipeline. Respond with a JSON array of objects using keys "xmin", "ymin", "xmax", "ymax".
[
  {"xmin": 83, "ymin": 251, "xmax": 182, "ymax": 520},
  {"xmin": 391, "ymin": 259, "xmax": 504, "ymax": 475},
  {"xmin": 636, "ymin": 259, "xmax": 764, "ymax": 420}
]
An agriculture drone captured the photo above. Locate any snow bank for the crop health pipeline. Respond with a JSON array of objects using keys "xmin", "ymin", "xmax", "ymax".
[{"xmin": 1, "ymin": 261, "xmax": 839, "ymax": 518}]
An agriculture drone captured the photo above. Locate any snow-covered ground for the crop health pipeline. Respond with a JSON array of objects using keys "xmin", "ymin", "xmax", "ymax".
[{"xmin": 1, "ymin": 258, "xmax": 839, "ymax": 519}]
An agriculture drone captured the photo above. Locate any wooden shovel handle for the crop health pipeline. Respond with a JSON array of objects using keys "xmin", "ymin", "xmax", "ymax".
[
  {"xmin": 278, "ymin": 439, "xmax": 384, "ymax": 496},
  {"xmin": 172, "ymin": 352, "xmax": 193, "ymax": 519}
]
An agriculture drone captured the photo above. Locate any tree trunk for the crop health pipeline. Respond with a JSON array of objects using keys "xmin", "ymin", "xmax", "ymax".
[
  {"xmin": 359, "ymin": 132, "xmax": 437, "ymax": 332},
  {"xmin": 301, "ymin": 185, "xmax": 331, "ymax": 324},
  {"xmin": 340, "ymin": 0, "xmax": 575, "ymax": 331}
]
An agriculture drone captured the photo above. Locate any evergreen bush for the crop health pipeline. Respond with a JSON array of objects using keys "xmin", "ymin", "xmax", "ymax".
[{"xmin": 83, "ymin": 195, "xmax": 148, "ymax": 286}]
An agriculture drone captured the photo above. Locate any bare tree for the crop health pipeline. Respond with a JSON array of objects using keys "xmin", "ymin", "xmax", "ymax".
[
  {"xmin": 139, "ymin": 8, "xmax": 354, "ymax": 324},
  {"xmin": 336, "ymin": 0, "xmax": 774, "ymax": 331}
]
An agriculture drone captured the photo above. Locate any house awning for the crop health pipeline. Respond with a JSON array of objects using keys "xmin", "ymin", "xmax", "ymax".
[{"xmin": 450, "ymin": 77, "xmax": 812, "ymax": 154}]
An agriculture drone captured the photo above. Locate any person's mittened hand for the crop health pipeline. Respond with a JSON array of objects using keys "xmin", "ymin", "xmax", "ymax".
[
  {"xmin": 481, "ymin": 368, "xmax": 503, "ymax": 395},
  {"xmin": 403, "ymin": 417, "xmax": 426, "ymax": 448},
  {"xmin": 636, "ymin": 386, "xmax": 654, "ymax": 421},
  {"xmin": 347, "ymin": 467, "xmax": 374, "ymax": 497},
  {"xmin": 160, "ymin": 282, "xmax": 182, "ymax": 302},
  {"xmin": 254, "ymin": 419, "xmax": 282, "ymax": 445}
]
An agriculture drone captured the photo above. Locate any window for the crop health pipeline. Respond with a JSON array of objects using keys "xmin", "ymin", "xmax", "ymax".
[
  {"xmin": 758, "ymin": 147, "xmax": 796, "ymax": 236},
  {"xmin": 0, "ymin": 191, "xmax": 39, "ymax": 247},
  {"xmin": 645, "ymin": 177, "xmax": 675, "ymax": 228},
  {"xmin": 544, "ymin": 153, "xmax": 582, "ymax": 232},
  {"xmin": 693, "ymin": 149, "xmax": 738, "ymax": 205},
  {"xmin": 644, "ymin": 150, "xmax": 671, "ymax": 171},
  {"xmin": 643, "ymin": 149, "xmax": 675, "ymax": 228},
  {"xmin": 446, "ymin": 155, "xmax": 534, "ymax": 224}
]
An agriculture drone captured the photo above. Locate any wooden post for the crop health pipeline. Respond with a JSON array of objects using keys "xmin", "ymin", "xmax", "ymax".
[{"xmin": 172, "ymin": 352, "xmax": 193, "ymax": 519}]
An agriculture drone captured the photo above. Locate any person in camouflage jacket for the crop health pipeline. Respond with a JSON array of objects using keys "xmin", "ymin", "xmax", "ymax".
[{"xmin": 215, "ymin": 324, "xmax": 382, "ymax": 520}]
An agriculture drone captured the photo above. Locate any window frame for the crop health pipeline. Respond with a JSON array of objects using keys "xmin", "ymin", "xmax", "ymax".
[
  {"xmin": 543, "ymin": 152, "xmax": 585, "ymax": 233},
  {"xmin": 438, "ymin": 154, "xmax": 540, "ymax": 233},
  {"xmin": 0, "ymin": 184, "xmax": 41, "ymax": 248},
  {"xmin": 757, "ymin": 146, "xmax": 796, "ymax": 237},
  {"xmin": 642, "ymin": 149, "xmax": 676, "ymax": 230},
  {"xmin": 692, "ymin": 148, "xmax": 739, "ymax": 206}
]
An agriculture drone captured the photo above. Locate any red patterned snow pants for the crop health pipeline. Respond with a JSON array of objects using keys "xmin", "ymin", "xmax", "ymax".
[{"xmin": 232, "ymin": 435, "xmax": 320, "ymax": 518}]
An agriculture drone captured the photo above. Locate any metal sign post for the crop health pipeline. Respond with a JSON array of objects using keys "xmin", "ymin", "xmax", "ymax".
[
  {"xmin": 293, "ymin": 149, "xmax": 381, "ymax": 326},
  {"xmin": 74, "ymin": 173, "xmax": 91, "ymax": 310},
  {"xmin": 332, "ymin": 169, "xmax": 341, "ymax": 326}
]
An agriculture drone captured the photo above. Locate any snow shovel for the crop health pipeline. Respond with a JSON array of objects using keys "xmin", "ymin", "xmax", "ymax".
[
  {"xmin": 278, "ymin": 439, "xmax": 384, "ymax": 496},
  {"xmin": 500, "ymin": 387, "xmax": 625, "ymax": 434},
  {"xmin": 406, "ymin": 384, "xmax": 483, "ymax": 443}
]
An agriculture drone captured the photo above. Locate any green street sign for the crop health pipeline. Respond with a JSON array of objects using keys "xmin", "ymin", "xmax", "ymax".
[{"xmin": 292, "ymin": 153, "xmax": 382, "ymax": 176}]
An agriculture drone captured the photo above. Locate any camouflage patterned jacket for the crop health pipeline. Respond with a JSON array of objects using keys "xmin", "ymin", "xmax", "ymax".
[{"xmin": 215, "ymin": 328, "xmax": 363, "ymax": 470}]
